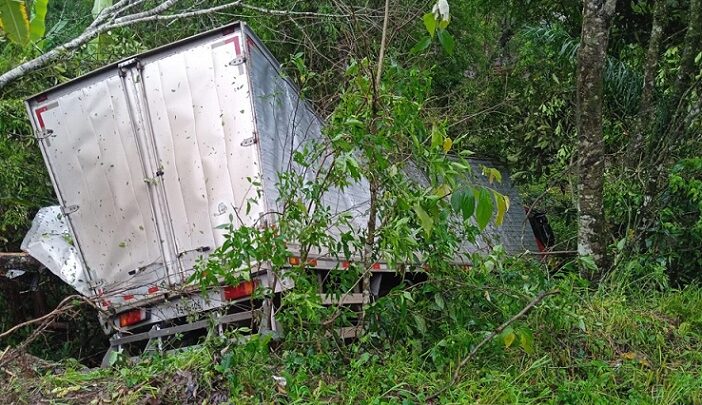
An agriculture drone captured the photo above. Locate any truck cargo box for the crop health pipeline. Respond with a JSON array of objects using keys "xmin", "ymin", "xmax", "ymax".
[{"xmin": 24, "ymin": 21, "xmax": 538, "ymax": 339}]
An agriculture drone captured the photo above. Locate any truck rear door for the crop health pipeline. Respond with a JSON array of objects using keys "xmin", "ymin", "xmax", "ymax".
[{"xmin": 26, "ymin": 74, "xmax": 169, "ymax": 300}]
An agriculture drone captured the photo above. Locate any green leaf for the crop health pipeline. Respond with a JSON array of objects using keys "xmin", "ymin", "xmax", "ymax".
[
  {"xmin": 493, "ymin": 191, "xmax": 509, "ymax": 226},
  {"xmin": 450, "ymin": 188, "xmax": 464, "ymax": 212},
  {"xmin": 451, "ymin": 187, "xmax": 476, "ymax": 221},
  {"xmin": 502, "ymin": 326, "xmax": 516, "ymax": 348},
  {"xmin": 411, "ymin": 36, "xmax": 432, "ymax": 54},
  {"xmin": 423, "ymin": 13, "xmax": 437, "ymax": 38},
  {"xmin": 518, "ymin": 327, "xmax": 535, "ymax": 355},
  {"xmin": 92, "ymin": 0, "xmax": 112, "ymax": 18},
  {"xmin": 413, "ymin": 203, "xmax": 434, "ymax": 237},
  {"xmin": 460, "ymin": 188, "xmax": 475, "ymax": 220},
  {"xmin": 481, "ymin": 166, "xmax": 502, "ymax": 183},
  {"xmin": 29, "ymin": 0, "xmax": 48, "ymax": 42},
  {"xmin": 0, "ymin": 0, "xmax": 30, "ymax": 46},
  {"xmin": 413, "ymin": 314, "xmax": 427, "ymax": 334},
  {"xmin": 437, "ymin": 29, "xmax": 455, "ymax": 55},
  {"xmin": 475, "ymin": 187, "xmax": 493, "ymax": 230},
  {"xmin": 434, "ymin": 293, "xmax": 445, "ymax": 310},
  {"xmin": 579, "ymin": 255, "xmax": 598, "ymax": 272},
  {"xmin": 434, "ymin": 183, "xmax": 451, "ymax": 198},
  {"xmin": 439, "ymin": 17, "xmax": 450, "ymax": 30},
  {"xmin": 430, "ymin": 124, "xmax": 442, "ymax": 148}
]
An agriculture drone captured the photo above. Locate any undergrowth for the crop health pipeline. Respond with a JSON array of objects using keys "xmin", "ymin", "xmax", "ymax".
[{"xmin": 3, "ymin": 261, "xmax": 702, "ymax": 404}]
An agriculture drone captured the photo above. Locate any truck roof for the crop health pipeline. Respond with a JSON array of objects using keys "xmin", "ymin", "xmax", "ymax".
[{"xmin": 26, "ymin": 21, "xmax": 245, "ymax": 103}]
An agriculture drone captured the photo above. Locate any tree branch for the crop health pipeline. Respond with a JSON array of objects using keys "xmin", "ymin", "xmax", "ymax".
[
  {"xmin": 426, "ymin": 290, "xmax": 559, "ymax": 401},
  {"xmin": 0, "ymin": 0, "xmax": 365, "ymax": 91}
]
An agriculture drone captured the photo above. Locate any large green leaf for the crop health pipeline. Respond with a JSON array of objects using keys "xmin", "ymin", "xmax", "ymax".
[
  {"xmin": 502, "ymin": 325, "xmax": 516, "ymax": 348},
  {"xmin": 437, "ymin": 29, "xmax": 455, "ymax": 55},
  {"xmin": 411, "ymin": 36, "xmax": 432, "ymax": 54},
  {"xmin": 451, "ymin": 187, "xmax": 475, "ymax": 221},
  {"xmin": 518, "ymin": 327, "xmax": 535, "ymax": 355},
  {"xmin": 414, "ymin": 203, "xmax": 434, "ymax": 237},
  {"xmin": 461, "ymin": 188, "xmax": 475, "ymax": 220},
  {"xmin": 423, "ymin": 12, "xmax": 437, "ymax": 38},
  {"xmin": 475, "ymin": 187, "xmax": 493, "ymax": 230},
  {"xmin": 0, "ymin": 0, "xmax": 30, "ymax": 46},
  {"xmin": 29, "ymin": 0, "xmax": 49, "ymax": 42}
]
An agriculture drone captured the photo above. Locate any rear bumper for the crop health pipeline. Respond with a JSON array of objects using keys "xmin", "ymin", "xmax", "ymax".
[{"xmin": 99, "ymin": 270, "xmax": 291, "ymax": 334}]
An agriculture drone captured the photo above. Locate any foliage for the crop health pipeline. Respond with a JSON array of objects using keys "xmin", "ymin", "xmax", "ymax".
[
  {"xmin": 4, "ymin": 265, "xmax": 702, "ymax": 403},
  {"xmin": 0, "ymin": 0, "xmax": 702, "ymax": 402},
  {"xmin": 0, "ymin": 100, "xmax": 52, "ymax": 248},
  {"xmin": 0, "ymin": 0, "xmax": 50, "ymax": 47}
]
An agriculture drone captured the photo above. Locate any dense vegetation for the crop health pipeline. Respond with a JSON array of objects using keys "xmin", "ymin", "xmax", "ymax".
[{"xmin": 1, "ymin": 0, "xmax": 701, "ymax": 403}]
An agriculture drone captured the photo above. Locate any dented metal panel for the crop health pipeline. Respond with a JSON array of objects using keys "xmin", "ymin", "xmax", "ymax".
[
  {"xmin": 247, "ymin": 33, "xmax": 372, "ymax": 244},
  {"xmin": 27, "ymin": 74, "xmax": 165, "ymax": 297},
  {"xmin": 21, "ymin": 206, "xmax": 91, "ymax": 296},
  {"xmin": 136, "ymin": 31, "xmax": 262, "ymax": 283}
]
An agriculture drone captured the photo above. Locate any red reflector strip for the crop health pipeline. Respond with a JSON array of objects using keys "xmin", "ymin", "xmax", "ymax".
[
  {"xmin": 119, "ymin": 309, "xmax": 147, "ymax": 327},
  {"xmin": 222, "ymin": 279, "xmax": 259, "ymax": 301},
  {"xmin": 122, "ymin": 294, "xmax": 134, "ymax": 301},
  {"xmin": 148, "ymin": 286, "xmax": 159, "ymax": 294},
  {"xmin": 371, "ymin": 263, "xmax": 381, "ymax": 270},
  {"xmin": 35, "ymin": 106, "xmax": 48, "ymax": 128},
  {"xmin": 224, "ymin": 36, "xmax": 241, "ymax": 55},
  {"xmin": 342, "ymin": 261, "xmax": 350, "ymax": 269}
]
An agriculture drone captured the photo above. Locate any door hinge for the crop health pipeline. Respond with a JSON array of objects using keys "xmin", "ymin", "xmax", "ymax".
[
  {"xmin": 228, "ymin": 56, "xmax": 247, "ymax": 66},
  {"xmin": 241, "ymin": 136, "xmax": 257, "ymax": 147},
  {"xmin": 35, "ymin": 128, "xmax": 55, "ymax": 140},
  {"xmin": 61, "ymin": 204, "xmax": 80, "ymax": 216}
]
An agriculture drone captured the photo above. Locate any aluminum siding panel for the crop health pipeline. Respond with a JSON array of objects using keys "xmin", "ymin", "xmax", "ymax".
[
  {"xmin": 29, "ymin": 75, "xmax": 163, "ymax": 293},
  {"xmin": 247, "ymin": 36, "xmax": 371, "ymax": 246},
  {"xmin": 138, "ymin": 31, "xmax": 263, "ymax": 281}
]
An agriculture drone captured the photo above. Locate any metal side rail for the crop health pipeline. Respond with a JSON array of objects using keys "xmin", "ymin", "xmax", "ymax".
[{"xmin": 109, "ymin": 311, "xmax": 253, "ymax": 347}]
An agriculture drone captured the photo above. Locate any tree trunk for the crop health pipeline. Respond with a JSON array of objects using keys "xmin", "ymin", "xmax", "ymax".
[
  {"xmin": 576, "ymin": 0, "xmax": 616, "ymax": 281},
  {"xmin": 627, "ymin": 0, "xmax": 667, "ymax": 167},
  {"xmin": 642, "ymin": 0, "xmax": 701, "ymax": 209}
]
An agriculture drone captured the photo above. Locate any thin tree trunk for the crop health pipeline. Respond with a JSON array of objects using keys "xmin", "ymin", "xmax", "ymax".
[
  {"xmin": 642, "ymin": 0, "xmax": 701, "ymax": 210},
  {"xmin": 628, "ymin": 0, "xmax": 667, "ymax": 167},
  {"xmin": 669, "ymin": 0, "xmax": 702, "ymax": 122},
  {"xmin": 576, "ymin": 0, "xmax": 617, "ymax": 281}
]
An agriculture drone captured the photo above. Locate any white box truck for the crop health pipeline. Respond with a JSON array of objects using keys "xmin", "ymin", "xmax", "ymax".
[{"xmin": 22, "ymin": 22, "xmax": 538, "ymax": 358}]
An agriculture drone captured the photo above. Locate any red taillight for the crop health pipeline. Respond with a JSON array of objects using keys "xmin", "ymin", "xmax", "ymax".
[
  {"xmin": 288, "ymin": 256, "xmax": 318, "ymax": 267},
  {"xmin": 118, "ymin": 308, "xmax": 148, "ymax": 327},
  {"xmin": 222, "ymin": 280, "xmax": 259, "ymax": 301}
]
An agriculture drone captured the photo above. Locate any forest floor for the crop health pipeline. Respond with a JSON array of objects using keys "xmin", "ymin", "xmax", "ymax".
[{"xmin": 2, "ymin": 279, "xmax": 702, "ymax": 404}]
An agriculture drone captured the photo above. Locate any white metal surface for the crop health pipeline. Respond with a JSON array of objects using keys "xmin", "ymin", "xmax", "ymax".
[
  {"xmin": 21, "ymin": 206, "xmax": 91, "ymax": 296},
  {"xmin": 25, "ymin": 24, "xmax": 264, "ymax": 311}
]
